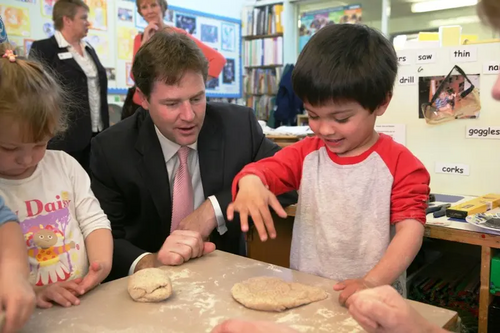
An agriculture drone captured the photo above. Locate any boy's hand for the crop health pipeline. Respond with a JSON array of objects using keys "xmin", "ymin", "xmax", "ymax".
[
  {"xmin": 0, "ymin": 272, "xmax": 36, "ymax": 333},
  {"xmin": 35, "ymin": 278, "xmax": 84, "ymax": 308},
  {"xmin": 333, "ymin": 278, "xmax": 375, "ymax": 307},
  {"xmin": 80, "ymin": 262, "xmax": 108, "ymax": 294},
  {"xmin": 227, "ymin": 175, "xmax": 287, "ymax": 242}
]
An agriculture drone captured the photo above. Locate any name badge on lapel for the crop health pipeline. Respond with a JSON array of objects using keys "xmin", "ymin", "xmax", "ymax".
[{"xmin": 58, "ymin": 52, "xmax": 73, "ymax": 60}]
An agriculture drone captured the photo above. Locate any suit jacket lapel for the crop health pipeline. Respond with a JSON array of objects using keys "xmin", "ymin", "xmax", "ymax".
[
  {"xmin": 50, "ymin": 36, "xmax": 84, "ymax": 75},
  {"xmin": 198, "ymin": 104, "xmax": 225, "ymax": 197},
  {"xmin": 135, "ymin": 111, "xmax": 172, "ymax": 233}
]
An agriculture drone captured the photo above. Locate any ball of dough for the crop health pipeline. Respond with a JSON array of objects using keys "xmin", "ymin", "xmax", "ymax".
[
  {"xmin": 231, "ymin": 276, "xmax": 328, "ymax": 312},
  {"xmin": 128, "ymin": 268, "xmax": 173, "ymax": 303}
]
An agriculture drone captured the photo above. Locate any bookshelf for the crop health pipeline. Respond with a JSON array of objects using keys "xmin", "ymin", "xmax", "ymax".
[{"xmin": 242, "ymin": 1, "xmax": 284, "ymax": 121}]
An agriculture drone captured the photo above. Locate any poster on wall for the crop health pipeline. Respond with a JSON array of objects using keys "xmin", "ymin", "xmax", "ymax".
[
  {"xmin": 118, "ymin": 8, "xmax": 134, "ymax": 23},
  {"xmin": 117, "ymin": 27, "xmax": 137, "ymax": 60},
  {"xmin": 176, "ymin": 13, "xmax": 196, "ymax": 35},
  {"xmin": 125, "ymin": 62, "xmax": 134, "ymax": 86},
  {"xmin": 201, "ymin": 24, "xmax": 218, "ymax": 44},
  {"xmin": 24, "ymin": 39, "xmax": 34, "ymax": 56},
  {"xmin": 41, "ymin": 0, "xmax": 55, "ymax": 18},
  {"xmin": 221, "ymin": 22, "xmax": 235, "ymax": 52},
  {"xmin": 85, "ymin": 31, "xmax": 109, "ymax": 59},
  {"xmin": 0, "ymin": 5, "xmax": 31, "ymax": 37},
  {"xmin": 42, "ymin": 21, "xmax": 54, "ymax": 37},
  {"xmin": 418, "ymin": 73, "xmax": 481, "ymax": 120},
  {"xmin": 299, "ymin": 4, "xmax": 362, "ymax": 53},
  {"xmin": 85, "ymin": 0, "xmax": 108, "ymax": 31},
  {"xmin": 223, "ymin": 59, "xmax": 235, "ymax": 84}
]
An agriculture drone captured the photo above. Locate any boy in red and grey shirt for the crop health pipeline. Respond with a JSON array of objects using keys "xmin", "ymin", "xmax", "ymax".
[{"xmin": 228, "ymin": 24, "xmax": 430, "ymax": 306}]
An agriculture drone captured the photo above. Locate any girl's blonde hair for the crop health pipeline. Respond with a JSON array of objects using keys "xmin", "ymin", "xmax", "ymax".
[{"xmin": 0, "ymin": 43, "xmax": 67, "ymax": 142}]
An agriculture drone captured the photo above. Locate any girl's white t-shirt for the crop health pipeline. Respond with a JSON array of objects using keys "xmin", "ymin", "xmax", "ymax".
[{"xmin": 0, "ymin": 150, "xmax": 110, "ymax": 286}]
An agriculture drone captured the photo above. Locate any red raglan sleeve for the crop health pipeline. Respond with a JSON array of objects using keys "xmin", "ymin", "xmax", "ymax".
[
  {"xmin": 385, "ymin": 145, "xmax": 430, "ymax": 225},
  {"xmin": 231, "ymin": 137, "xmax": 323, "ymax": 200}
]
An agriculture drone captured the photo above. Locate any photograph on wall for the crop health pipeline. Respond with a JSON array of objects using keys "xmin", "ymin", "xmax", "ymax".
[
  {"xmin": 164, "ymin": 9, "xmax": 174, "ymax": 23},
  {"xmin": 41, "ymin": 0, "xmax": 55, "ymax": 17},
  {"xmin": 223, "ymin": 58, "xmax": 235, "ymax": 84},
  {"xmin": 135, "ymin": 10, "xmax": 147, "ymax": 29},
  {"xmin": 125, "ymin": 62, "xmax": 134, "ymax": 86},
  {"xmin": 24, "ymin": 39, "xmax": 34, "ymax": 56},
  {"xmin": 0, "ymin": 5, "xmax": 31, "ymax": 37},
  {"xmin": 85, "ymin": 32, "xmax": 109, "ymax": 59},
  {"xmin": 221, "ymin": 23, "xmax": 235, "ymax": 52},
  {"xmin": 201, "ymin": 24, "xmax": 218, "ymax": 43},
  {"xmin": 176, "ymin": 14, "xmax": 196, "ymax": 35},
  {"xmin": 206, "ymin": 76, "xmax": 219, "ymax": 90},
  {"xmin": 118, "ymin": 7, "xmax": 133, "ymax": 23},
  {"xmin": 418, "ymin": 68, "xmax": 481, "ymax": 123},
  {"xmin": 43, "ymin": 21, "xmax": 54, "ymax": 37},
  {"xmin": 299, "ymin": 5, "xmax": 362, "ymax": 53},
  {"xmin": 105, "ymin": 67, "xmax": 116, "ymax": 81},
  {"xmin": 117, "ymin": 27, "xmax": 137, "ymax": 60},
  {"xmin": 85, "ymin": 0, "xmax": 107, "ymax": 31}
]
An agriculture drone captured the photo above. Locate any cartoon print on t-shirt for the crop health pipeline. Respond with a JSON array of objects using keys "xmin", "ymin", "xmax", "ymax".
[{"xmin": 22, "ymin": 205, "xmax": 80, "ymax": 286}]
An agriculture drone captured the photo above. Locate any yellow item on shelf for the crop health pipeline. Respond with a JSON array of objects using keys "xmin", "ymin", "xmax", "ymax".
[{"xmin": 446, "ymin": 194, "xmax": 500, "ymax": 219}]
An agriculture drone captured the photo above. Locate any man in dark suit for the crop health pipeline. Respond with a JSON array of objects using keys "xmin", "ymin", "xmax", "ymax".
[
  {"xmin": 30, "ymin": 0, "xmax": 109, "ymax": 173},
  {"xmin": 91, "ymin": 30, "xmax": 295, "ymax": 281}
]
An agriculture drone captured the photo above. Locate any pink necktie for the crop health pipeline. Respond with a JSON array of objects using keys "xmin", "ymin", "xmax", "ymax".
[{"xmin": 170, "ymin": 146, "xmax": 194, "ymax": 232}]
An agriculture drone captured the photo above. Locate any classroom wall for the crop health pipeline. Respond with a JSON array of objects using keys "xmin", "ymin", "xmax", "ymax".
[
  {"xmin": 384, "ymin": 43, "xmax": 500, "ymax": 196},
  {"xmin": 1, "ymin": 0, "xmax": 244, "ymax": 96}
]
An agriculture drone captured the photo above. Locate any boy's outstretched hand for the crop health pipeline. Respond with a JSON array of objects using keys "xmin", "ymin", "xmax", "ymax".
[
  {"xmin": 227, "ymin": 175, "xmax": 287, "ymax": 241},
  {"xmin": 334, "ymin": 278, "xmax": 375, "ymax": 307}
]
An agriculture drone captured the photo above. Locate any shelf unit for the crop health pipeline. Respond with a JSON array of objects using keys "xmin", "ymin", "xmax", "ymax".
[{"xmin": 242, "ymin": 1, "xmax": 285, "ymax": 121}]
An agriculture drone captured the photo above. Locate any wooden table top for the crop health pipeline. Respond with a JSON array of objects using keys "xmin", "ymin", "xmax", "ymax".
[{"xmin": 22, "ymin": 251, "xmax": 457, "ymax": 333}]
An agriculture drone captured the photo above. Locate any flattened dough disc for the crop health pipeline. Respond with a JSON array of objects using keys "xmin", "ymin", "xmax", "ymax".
[{"xmin": 231, "ymin": 276, "xmax": 328, "ymax": 312}]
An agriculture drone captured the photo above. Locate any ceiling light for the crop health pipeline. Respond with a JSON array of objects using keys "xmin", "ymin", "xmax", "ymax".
[{"xmin": 411, "ymin": 0, "xmax": 478, "ymax": 13}]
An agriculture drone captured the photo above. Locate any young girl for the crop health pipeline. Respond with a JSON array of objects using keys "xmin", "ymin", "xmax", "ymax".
[{"xmin": 0, "ymin": 44, "xmax": 113, "ymax": 309}]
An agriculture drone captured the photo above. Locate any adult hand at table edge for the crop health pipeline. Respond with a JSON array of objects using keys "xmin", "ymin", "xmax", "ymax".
[
  {"xmin": 157, "ymin": 230, "xmax": 216, "ymax": 266},
  {"xmin": 178, "ymin": 200, "xmax": 218, "ymax": 241},
  {"xmin": 347, "ymin": 285, "xmax": 447, "ymax": 333}
]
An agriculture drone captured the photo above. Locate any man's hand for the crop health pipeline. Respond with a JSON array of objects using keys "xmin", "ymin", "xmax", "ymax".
[
  {"xmin": 178, "ymin": 200, "xmax": 218, "ymax": 240},
  {"xmin": 0, "ymin": 271, "xmax": 36, "ymax": 333},
  {"xmin": 348, "ymin": 286, "xmax": 446, "ymax": 333},
  {"xmin": 211, "ymin": 319, "xmax": 299, "ymax": 333},
  {"xmin": 35, "ymin": 279, "xmax": 84, "ymax": 309},
  {"xmin": 157, "ymin": 230, "xmax": 216, "ymax": 266},
  {"xmin": 333, "ymin": 278, "xmax": 375, "ymax": 307},
  {"xmin": 79, "ymin": 262, "xmax": 109, "ymax": 294},
  {"xmin": 227, "ymin": 175, "xmax": 287, "ymax": 242}
]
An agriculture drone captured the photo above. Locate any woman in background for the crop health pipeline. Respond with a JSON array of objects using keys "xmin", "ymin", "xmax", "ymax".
[{"xmin": 122, "ymin": 0, "xmax": 226, "ymax": 119}]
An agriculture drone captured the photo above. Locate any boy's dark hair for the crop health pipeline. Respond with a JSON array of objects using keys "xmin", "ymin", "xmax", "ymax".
[
  {"xmin": 292, "ymin": 24, "xmax": 397, "ymax": 112},
  {"xmin": 132, "ymin": 29, "xmax": 208, "ymax": 99}
]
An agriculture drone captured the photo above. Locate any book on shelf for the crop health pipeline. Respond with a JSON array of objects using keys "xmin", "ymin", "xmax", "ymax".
[
  {"xmin": 244, "ymin": 67, "xmax": 283, "ymax": 95},
  {"xmin": 247, "ymin": 94, "xmax": 276, "ymax": 121},
  {"xmin": 242, "ymin": 3, "xmax": 283, "ymax": 36},
  {"xmin": 244, "ymin": 37, "xmax": 283, "ymax": 67}
]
